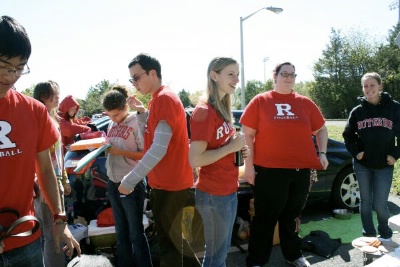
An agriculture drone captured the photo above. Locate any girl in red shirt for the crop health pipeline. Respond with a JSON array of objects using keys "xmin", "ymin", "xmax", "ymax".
[{"xmin": 189, "ymin": 57, "xmax": 249, "ymax": 267}]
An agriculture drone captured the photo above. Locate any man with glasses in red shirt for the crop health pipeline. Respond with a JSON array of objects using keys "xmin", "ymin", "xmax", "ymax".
[
  {"xmin": 0, "ymin": 16, "xmax": 80, "ymax": 266},
  {"xmin": 119, "ymin": 53, "xmax": 199, "ymax": 267}
]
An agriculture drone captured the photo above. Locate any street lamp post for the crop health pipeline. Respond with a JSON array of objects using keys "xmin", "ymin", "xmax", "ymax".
[
  {"xmin": 263, "ymin": 56, "xmax": 269, "ymax": 82},
  {"xmin": 240, "ymin": 6, "xmax": 283, "ymax": 109}
]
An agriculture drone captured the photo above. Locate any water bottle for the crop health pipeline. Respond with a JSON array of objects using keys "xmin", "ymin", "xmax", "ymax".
[
  {"xmin": 234, "ymin": 149, "xmax": 244, "ymax": 166},
  {"xmin": 234, "ymin": 127, "xmax": 244, "ymax": 166}
]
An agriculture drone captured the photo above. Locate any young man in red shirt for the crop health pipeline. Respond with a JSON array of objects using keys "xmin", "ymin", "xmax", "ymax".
[
  {"xmin": 119, "ymin": 53, "xmax": 199, "ymax": 267},
  {"xmin": 0, "ymin": 15, "xmax": 80, "ymax": 266}
]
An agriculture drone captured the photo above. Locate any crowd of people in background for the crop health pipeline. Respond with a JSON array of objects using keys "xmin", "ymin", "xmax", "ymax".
[{"xmin": 1, "ymin": 14, "xmax": 399, "ymax": 267}]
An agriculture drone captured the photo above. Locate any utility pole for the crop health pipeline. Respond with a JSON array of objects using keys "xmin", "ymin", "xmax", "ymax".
[
  {"xmin": 389, "ymin": 0, "xmax": 400, "ymax": 23},
  {"xmin": 263, "ymin": 57, "xmax": 269, "ymax": 83}
]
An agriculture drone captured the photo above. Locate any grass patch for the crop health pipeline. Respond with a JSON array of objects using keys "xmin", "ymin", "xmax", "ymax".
[
  {"xmin": 327, "ymin": 125, "xmax": 344, "ymax": 142},
  {"xmin": 327, "ymin": 125, "xmax": 400, "ymax": 195}
]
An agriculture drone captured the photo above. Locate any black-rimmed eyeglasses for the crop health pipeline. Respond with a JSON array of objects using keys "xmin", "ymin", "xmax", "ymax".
[
  {"xmin": 279, "ymin": 72, "xmax": 297, "ymax": 79},
  {"xmin": 0, "ymin": 63, "xmax": 30, "ymax": 77},
  {"xmin": 129, "ymin": 72, "xmax": 147, "ymax": 83}
]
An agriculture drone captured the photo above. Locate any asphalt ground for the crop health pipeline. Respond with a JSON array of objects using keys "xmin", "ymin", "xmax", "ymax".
[{"xmin": 226, "ymin": 193, "xmax": 400, "ymax": 267}]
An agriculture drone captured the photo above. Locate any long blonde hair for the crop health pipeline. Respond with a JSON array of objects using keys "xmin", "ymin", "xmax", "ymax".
[{"xmin": 206, "ymin": 57, "xmax": 236, "ymax": 123}]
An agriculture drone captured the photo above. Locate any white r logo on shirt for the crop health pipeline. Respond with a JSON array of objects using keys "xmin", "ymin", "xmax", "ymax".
[
  {"xmin": 275, "ymin": 104, "xmax": 295, "ymax": 116},
  {"xmin": 0, "ymin": 121, "xmax": 16, "ymax": 149}
]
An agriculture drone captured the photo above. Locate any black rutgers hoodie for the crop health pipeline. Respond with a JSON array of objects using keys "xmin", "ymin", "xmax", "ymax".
[{"xmin": 343, "ymin": 92, "xmax": 400, "ymax": 169}]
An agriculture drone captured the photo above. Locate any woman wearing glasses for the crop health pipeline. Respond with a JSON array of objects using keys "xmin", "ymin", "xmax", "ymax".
[{"xmin": 240, "ymin": 62, "xmax": 329, "ymax": 267}]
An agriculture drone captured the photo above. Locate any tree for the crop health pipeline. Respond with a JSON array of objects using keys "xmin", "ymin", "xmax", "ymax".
[
  {"xmin": 294, "ymin": 81, "xmax": 313, "ymax": 98},
  {"xmin": 133, "ymin": 91, "xmax": 151, "ymax": 108},
  {"xmin": 20, "ymin": 85, "xmax": 35, "ymax": 97},
  {"xmin": 310, "ymin": 28, "xmax": 378, "ymax": 118},
  {"xmin": 374, "ymin": 24, "xmax": 400, "ymax": 101},
  {"xmin": 178, "ymin": 89, "xmax": 192, "ymax": 108},
  {"xmin": 80, "ymin": 80, "xmax": 111, "ymax": 116},
  {"xmin": 189, "ymin": 90, "xmax": 206, "ymax": 107},
  {"xmin": 234, "ymin": 80, "xmax": 273, "ymax": 110},
  {"xmin": 245, "ymin": 80, "xmax": 265, "ymax": 105}
]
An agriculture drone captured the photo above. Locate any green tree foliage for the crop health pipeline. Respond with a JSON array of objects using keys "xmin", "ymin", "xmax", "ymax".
[
  {"xmin": 310, "ymin": 29, "xmax": 378, "ymax": 118},
  {"xmin": 294, "ymin": 81, "xmax": 313, "ymax": 98},
  {"xmin": 233, "ymin": 88, "xmax": 242, "ymax": 110},
  {"xmin": 20, "ymin": 85, "xmax": 34, "ymax": 97},
  {"xmin": 245, "ymin": 80, "xmax": 266, "ymax": 105},
  {"xmin": 189, "ymin": 90, "xmax": 206, "ymax": 107},
  {"xmin": 234, "ymin": 80, "xmax": 274, "ymax": 109},
  {"xmin": 133, "ymin": 91, "xmax": 151, "ymax": 108},
  {"xmin": 80, "ymin": 80, "xmax": 111, "ymax": 116},
  {"xmin": 178, "ymin": 89, "xmax": 192, "ymax": 108},
  {"xmin": 374, "ymin": 24, "xmax": 400, "ymax": 100}
]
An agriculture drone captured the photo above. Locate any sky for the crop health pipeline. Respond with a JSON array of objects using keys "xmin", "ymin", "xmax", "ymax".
[{"xmin": 2, "ymin": 0, "xmax": 399, "ymax": 100}]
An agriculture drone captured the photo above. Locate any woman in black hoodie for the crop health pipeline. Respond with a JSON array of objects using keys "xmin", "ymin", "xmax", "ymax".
[{"xmin": 343, "ymin": 72, "xmax": 400, "ymax": 241}]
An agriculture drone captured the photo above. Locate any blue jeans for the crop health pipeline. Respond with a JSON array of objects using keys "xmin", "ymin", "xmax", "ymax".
[
  {"xmin": 0, "ymin": 239, "xmax": 43, "ymax": 267},
  {"xmin": 34, "ymin": 182, "xmax": 66, "ymax": 267},
  {"xmin": 107, "ymin": 180, "xmax": 153, "ymax": 267},
  {"xmin": 195, "ymin": 189, "xmax": 237, "ymax": 267},
  {"xmin": 353, "ymin": 160, "xmax": 393, "ymax": 238}
]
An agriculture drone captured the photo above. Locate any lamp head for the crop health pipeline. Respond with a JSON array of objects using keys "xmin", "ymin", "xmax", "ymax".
[{"xmin": 266, "ymin": 6, "xmax": 283, "ymax": 14}]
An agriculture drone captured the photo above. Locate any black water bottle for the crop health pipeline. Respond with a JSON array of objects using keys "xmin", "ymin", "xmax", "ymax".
[
  {"xmin": 234, "ymin": 127, "xmax": 244, "ymax": 166},
  {"xmin": 234, "ymin": 149, "xmax": 244, "ymax": 166}
]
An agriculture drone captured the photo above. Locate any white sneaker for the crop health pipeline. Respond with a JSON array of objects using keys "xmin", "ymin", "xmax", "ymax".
[{"xmin": 287, "ymin": 257, "xmax": 311, "ymax": 267}]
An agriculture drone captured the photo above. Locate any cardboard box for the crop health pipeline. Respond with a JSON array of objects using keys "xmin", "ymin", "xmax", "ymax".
[{"xmin": 249, "ymin": 198, "xmax": 280, "ymax": 245}]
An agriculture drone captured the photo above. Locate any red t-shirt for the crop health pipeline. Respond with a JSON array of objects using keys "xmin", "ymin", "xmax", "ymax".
[
  {"xmin": 240, "ymin": 90, "xmax": 324, "ymax": 169},
  {"xmin": 145, "ymin": 86, "xmax": 193, "ymax": 191},
  {"xmin": 0, "ymin": 90, "xmax": 58, "ymax": 251},
  {"xmin": 190, "ymin": 103, "xmax": 239, "ymax": 196}
]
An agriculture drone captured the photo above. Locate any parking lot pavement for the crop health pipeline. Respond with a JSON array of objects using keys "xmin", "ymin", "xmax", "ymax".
[{"xmin": 226, "ymin": 193, "xmax": 400, "ymax": 267}]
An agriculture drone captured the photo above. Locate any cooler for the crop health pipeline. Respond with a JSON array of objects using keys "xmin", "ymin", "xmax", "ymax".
[
  {"xmin": 87, "ymin": 216, "xmax": 149, "ymax": 248},
  {"xmin": 88, "ymin": 220, "xmax": 117, "ymax": 248}
]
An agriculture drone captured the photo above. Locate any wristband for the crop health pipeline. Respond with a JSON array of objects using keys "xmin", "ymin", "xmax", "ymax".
[
  {"xmin": 53, "ymin": 214, "xmax": 67, "ymax": 225},
  {"xmin": 318, "ymin": 152, "xmax": 327, "ymax": 156}
]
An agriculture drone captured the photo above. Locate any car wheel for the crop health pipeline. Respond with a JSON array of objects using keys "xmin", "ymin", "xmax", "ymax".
[{"xmin": 331, "ymin": 166, "xmax": 360, "ymax": 211}]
